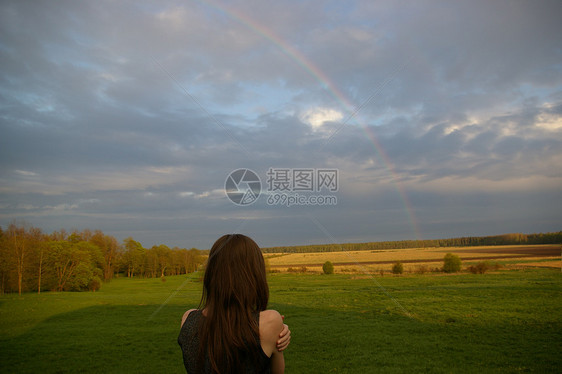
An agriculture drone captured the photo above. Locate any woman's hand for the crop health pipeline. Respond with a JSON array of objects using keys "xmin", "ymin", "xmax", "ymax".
[{"xmin": 276, "ymin": 316, "xmax": 291, "ymax": 352}]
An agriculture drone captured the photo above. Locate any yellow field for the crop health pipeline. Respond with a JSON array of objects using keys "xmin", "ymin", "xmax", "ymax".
[{"xmin": 264, "ymin": 244, "xmax": 561, "ymax": 273}]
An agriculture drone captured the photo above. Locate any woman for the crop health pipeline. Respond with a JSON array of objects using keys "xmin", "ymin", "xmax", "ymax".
[{"xmin": 178, "ymin": 234, "xmax": 289, "ymax": 373}]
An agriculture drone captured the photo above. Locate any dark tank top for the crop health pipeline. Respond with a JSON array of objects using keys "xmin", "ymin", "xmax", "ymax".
[{"xmin": 178, "ymin": 310, "xmax": 271, "ymax": 374}]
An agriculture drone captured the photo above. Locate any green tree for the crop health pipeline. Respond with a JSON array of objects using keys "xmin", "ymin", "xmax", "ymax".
[
  {"xmin": 123, "ymin": 237, "xmax": 145, "ymax": 277},
  {"xmin": 170, "ymin": 247, "xmax": 184, "ymax": 276},
  {"xmin": 90, "ymin": 231, "xmax": 120, "ymax": 281},
  {"xmin": 322, "ymin": 261, "xmax": 334, "ymax": 274},
  {"xmin": 186, "ymin": 248, "xmax": 204, "ymax": 273},
  {"xmin": 47, "ymin": 241, "xmax": 94, "ymax": 291},
  {"xmin": 443, "ymin": 253, "xmax": 462, "ymax": 273},
  {"xmin": 153, "ymin": 244, "xmax": 171, "ymax": 277},
  {"xmin": 145, "ymin": 248, "xmax": 159, "ymax": 278}
]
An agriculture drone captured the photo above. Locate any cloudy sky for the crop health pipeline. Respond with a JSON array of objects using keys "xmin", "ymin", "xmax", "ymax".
[{"xmin": 1, "ymin": 0, "xmax": 561, "ymax": 249}]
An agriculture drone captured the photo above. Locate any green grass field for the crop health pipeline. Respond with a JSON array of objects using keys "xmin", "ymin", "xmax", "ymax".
[{"xmin": 1, "ymin": 268, "xmax": 561, "ymax": 373}]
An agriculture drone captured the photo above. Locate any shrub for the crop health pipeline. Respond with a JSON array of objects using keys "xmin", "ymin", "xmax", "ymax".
[
  {"xmin": 468, "ymin": 261, "xmax": 488, "ymax": 274},
  {"xmin": 287, "ymin": 266, "xmax": 307, "ymax": 273},
  {"xmin": 88, "ymin": 276, "xmax": 102, "ymax": 292},
  {"xmin": 477, "ymin": 261, "xmax": 490, "ymax": 273},
  {"xmin": 340, "ymin": 267, "xmax": 357, "ymax": 273},
  {"xmin": 443, "ymin": 253, "xmax": 462, "ymax": 273},
  {"xmin": 468, "ymin": 261, "xmax": 502, "ymax": 274},
  {"xmin": 322, "ymin": 261, "xmax": 334, "ymax": 274},
  {"xmin": 416, "ymin": 265, "xmax": 429, "ymax": 274},
  {"xmin": 392, "ymin": 262, "xmax": 404, "ymax": 274}
]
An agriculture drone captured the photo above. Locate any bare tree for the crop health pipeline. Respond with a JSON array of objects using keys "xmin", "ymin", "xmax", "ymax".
[
  {"xmin": 7, "ymin": 222, "xmax": 28, "ymax": 295},
  {"xmin": 28, "ymin": 227, "xmax": 45, "ymax": 294}
]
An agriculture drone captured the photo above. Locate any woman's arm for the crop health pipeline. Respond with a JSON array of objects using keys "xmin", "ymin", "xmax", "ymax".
[
  {"xmin": 270, "ymin": 348, "xmax": 285, "ymax": 374},
  {"xmin": 260, "ymin": 310, "xmax": 285, "ymax": 374}
]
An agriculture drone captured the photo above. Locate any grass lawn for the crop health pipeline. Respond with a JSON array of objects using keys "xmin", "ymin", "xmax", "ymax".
[{"xmin": 1, "ymin": 268, "xmax": 561, "ymax": 373}]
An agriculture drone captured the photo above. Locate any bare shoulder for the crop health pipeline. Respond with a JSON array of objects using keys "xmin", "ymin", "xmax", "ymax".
[
  {"xmin": 260, "ymin": 309, "xmax": 282, "ymax": 323},
  {"xmin": 259, "ymin": 310, "xmax": 283, "ymax": 339},
  {"xmin": 181, "ymin": 308, "xmax": 197, "ymax": 327}
]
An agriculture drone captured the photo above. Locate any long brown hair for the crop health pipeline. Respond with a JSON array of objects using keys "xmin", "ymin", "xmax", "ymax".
[{"xmin": 197, "ymin": 234, "xmax": 269, "ymax": 373}]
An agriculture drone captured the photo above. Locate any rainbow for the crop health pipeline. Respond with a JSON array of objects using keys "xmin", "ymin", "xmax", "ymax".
[{"xmin": 195, "ymin": 0, "xmax": 421, "ymax": 241}]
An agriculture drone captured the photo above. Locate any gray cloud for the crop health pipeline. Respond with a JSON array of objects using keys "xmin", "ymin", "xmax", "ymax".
[{"xmin": 1, "ymin": 0, "xmax": 561, "ymax": 248}]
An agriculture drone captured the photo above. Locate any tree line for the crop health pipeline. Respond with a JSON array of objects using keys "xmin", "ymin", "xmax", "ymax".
[
  {"xmin": 0, "ymin": 223, "xmax": 206, "ymax": 294},
  {"xmin": 261, "ymin": 231, "xmax": 562, "ymax": 253},
  {"xmin": 2, "ymin": 222, "xmax": 559, "ymax": 294}
]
